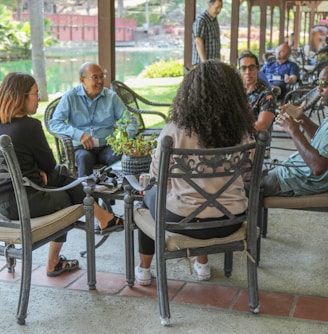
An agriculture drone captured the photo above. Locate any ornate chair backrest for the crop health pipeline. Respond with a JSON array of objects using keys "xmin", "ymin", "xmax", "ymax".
[
  {"xmin": 155, "ymin": 132, "xmax": 268, "ymax": 238},
  {"xmin": 110, "ymin": 81, "xmax": 145, "ymax": 132},
  {"xmin": 0, "ymin": 135, "xmax": 31, "ymax": 240}
]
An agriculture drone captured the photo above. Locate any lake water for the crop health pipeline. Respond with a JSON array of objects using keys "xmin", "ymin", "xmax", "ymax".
[{"xmin": 0, "ymin": 47, "xmax": 183, "ymax": 95}]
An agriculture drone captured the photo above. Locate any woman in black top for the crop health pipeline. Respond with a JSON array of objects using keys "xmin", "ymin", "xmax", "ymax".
[{"xmin": 0, "ymin": 72, "xmax": 123, "ymax": 276}]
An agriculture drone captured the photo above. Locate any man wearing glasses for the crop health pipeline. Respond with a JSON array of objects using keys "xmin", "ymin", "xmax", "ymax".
[
  {"xmin": 262, "ymin": 66, "xmax": 328, "ymax": 197},
  {"xmin": 49, "ymin": 62, "xmax": 138, "ymax": 178},
  {"xmin": 238, "ymin": 51, "xmax": 276, "ymax": 132}
]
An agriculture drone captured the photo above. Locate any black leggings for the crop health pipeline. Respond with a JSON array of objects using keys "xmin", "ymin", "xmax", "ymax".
[{"xmin": 138, "ymin": 186, "xmax": 242, "ymax": 255}]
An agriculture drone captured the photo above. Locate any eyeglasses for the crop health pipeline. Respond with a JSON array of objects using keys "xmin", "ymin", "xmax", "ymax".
[
  {"xmin": 316, "ymin": 79, "xmax": 328, "ymax": 88},
  {"xmin": 25, "ymin": 92, "xmax": 40, "ymax": 98},
  {"xmin": 83, "ymin": 74, "xmax": 106, "ymax": 81},
  {"xmin": 239, "ymin": 64, "xmax": 258, "ymax": 72}
]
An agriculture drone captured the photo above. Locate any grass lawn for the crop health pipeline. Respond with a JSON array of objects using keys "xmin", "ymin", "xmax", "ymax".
[{"xmin": 36, "ymin": 78, "xmax": 182, "ymax": 161}]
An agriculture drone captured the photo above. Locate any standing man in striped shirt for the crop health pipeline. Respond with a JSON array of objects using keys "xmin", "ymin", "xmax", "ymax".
[{"xmin": 192, "ymin": 0, "xmax": 222, "ymax": 65}]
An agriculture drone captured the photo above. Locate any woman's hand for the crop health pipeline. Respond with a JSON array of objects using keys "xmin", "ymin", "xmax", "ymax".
[{"xmin": 40, "ymin": 170, "xmax": 48, "ymax": 185}]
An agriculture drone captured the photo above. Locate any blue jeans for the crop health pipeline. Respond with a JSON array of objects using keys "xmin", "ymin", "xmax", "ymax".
[{"xmin": 75, "ymin": 145, "xmax": 121, "ymax": 177}]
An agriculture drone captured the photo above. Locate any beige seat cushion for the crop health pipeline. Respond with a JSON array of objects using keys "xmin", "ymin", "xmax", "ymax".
[
  {"xmin": 0, "ymin": 204, "xmax": 84, "ymax": 244},
  {"xmin": 264, "ymin": 192, "xmax": 328, "ymax": 209},
  {"xmin": 134, "ymin": 208, "xmax": 247, "ymax": 251}
]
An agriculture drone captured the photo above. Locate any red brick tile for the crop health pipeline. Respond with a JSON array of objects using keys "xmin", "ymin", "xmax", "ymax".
[
  {"xmin": 69, "ymin": 271, "xmax": 126, "ymax": 294},
  {"xmin": 0, "ymin": 260, "xmax": 22, "ymax": 282},
  {"xmin": 174, "ymin": 283, "xmax": 239, "ymax": 309},
  {"xmin": 0, "ymin": 261, "xmax": 39, "ymax": 282},
  {"xmin": 31, "ymin": 265, "xmax": 86, "ymax": 288},
  {"xmin": 233, "ymin": 289, "xmax": 295, "ymax": 316},
  {"xmin": 120, "ymin": 279, "xmax": 184, "ymax": 300},
  {"xmin": 294, "ymin": 296, "xmax": 328, "ymax": 322}
]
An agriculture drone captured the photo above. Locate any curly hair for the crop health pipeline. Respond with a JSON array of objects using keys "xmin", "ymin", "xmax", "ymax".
[{"xmin": 169, "ymin": 60, "xmax": 255, "ymax": 148}]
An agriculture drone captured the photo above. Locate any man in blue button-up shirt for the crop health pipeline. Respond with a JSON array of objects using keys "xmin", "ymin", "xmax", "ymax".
[
  {"xmin": 260, "ymin": 43, "xmax": 300, "ymax": 100},
  {"xmin": 49, "ymin": 62, "xmax": 138, "ymax": 177}
]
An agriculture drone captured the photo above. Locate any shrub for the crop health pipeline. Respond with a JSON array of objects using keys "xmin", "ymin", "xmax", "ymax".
[{"xmin": 141, "ymin": 58, "xmax": 183, "ymax": 78}]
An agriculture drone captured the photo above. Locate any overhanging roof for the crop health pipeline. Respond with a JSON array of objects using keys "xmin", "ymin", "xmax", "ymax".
[{"xmin": 97, "ymin": 0, "xmax": 328, "ymax": 84}]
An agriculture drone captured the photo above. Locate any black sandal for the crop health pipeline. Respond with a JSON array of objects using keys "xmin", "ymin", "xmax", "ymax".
[
  {"xmin": 100, "ymin": 215, "xmax": 124, "ymax": 232},
  {"xmin": 47, "ymin": 255, "xmax": 79, "ymax": 277}
]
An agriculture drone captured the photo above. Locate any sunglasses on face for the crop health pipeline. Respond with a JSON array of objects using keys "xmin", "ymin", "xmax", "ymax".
[
  {"xmin": 316, "ymin": 79, "xmax": 328, "ymax": 88},
  {"xmin": 239, "ymin": 64, "xmax": 258, "ymax": 72}
]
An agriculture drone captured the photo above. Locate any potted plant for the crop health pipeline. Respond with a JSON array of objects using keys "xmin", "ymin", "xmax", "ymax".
[{"xmin": 106, "ymin": 113, "xmax": 157, "ymax": 175}]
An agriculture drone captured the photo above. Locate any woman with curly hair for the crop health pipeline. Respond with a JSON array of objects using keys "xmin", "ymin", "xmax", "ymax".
[{"xmin": 135, "ymin": 60, "xmax": 255, "ymax": 285}]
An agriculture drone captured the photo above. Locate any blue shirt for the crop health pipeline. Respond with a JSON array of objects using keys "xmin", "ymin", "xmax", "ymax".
[
  {"xmin": 276, "ymin": 117, "xmax": 328, "ymax": 195},
  {"xmin": 260, "ymin": 60, "xmax": 300, "ymax": 90},
  {"xmin": 49, "ymin": 84, "xmax": 138, "ymax": 147},
  {"xmin": 192, "ymin": 10, "xmax": 221, "ymax": 65}
]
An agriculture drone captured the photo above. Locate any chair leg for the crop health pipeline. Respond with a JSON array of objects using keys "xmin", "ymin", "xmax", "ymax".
[
  {"xmin": 84, "ymin": 190, "xmax": 96, "ymax": 290},
  {"xmin": 224, "ymin": 251, "xmax": 233, "ymax": 277},
  {"xmin": 156, "ymin": 257, "xmax": 171, "ymax": 326},
  {"xmin": 246, "ymin": 253, "xmax": 260, "ymax": 314},
  {"xmin": 16, "ymin": 248, "xmax": 32, "ymax": 325},
  {"xmin": 262, "ymin": 208, "xmax": 268, "ymax": 238},
  {"xmin": 256, "ymin": 234, "xmax": 261, "ymax": 266},
  {"xmin": 124, "ymin": 190, "xmax": 135, "ymax": 287},
  {"xmin": 80, "ymin": 234, "xmax": 111, "ymax": 258}
]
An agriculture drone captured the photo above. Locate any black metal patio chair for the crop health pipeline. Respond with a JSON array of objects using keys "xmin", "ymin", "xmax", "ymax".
[
  {"xmin": 0, "ymin": 134, "xmax": 96, "ymax": 325},
  {"xmin": 125, "ymin": 131, "xmax": 268, "ymax": 325}
]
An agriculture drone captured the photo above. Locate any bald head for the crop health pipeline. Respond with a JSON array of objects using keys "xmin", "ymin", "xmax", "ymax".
[{"xmin": 276, "ymin": 43, "xmax": 291, "ymax": 64}]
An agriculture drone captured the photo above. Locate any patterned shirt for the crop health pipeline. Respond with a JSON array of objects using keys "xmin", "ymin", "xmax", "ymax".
[
  {"xmin": 247, "ymin": 80, "xmax": 276, "ymax": 120},
  {"xmin": 192, "ymin": 10, "xmax": 221, "ymax": 65}
]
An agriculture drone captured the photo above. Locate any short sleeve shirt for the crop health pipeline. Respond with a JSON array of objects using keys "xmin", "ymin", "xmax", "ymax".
[
  {"xmin": 247, "ymin": 80, "xmax": 276, "ymax": 120},
  {"xmin": 276, "ymin": 117, "xmax": 328, "ymax": 195},
  {"xmin": 192, "ymin": 10, "xmax": 221, "ymax": 65}
]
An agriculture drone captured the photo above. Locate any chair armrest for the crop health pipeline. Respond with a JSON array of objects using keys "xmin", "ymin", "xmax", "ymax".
[
  {"xmin": 125, "ymin": 105, "xmax": 169, "ymax": 123},
  {"xmin": 124, "ymin": 174, "xmax": 156, "ymax": 193},
  {"xmin": 121, "ymin": 87, "xmax": 171, "ymax": 108},
  {"xmin": 22, "ymin": 176, "xmax": 95, "ymax": 192}
]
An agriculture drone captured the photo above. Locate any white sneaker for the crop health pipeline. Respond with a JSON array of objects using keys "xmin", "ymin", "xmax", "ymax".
[
  {"xmin": 193, "ymin": 260, "xmax": 211, "ymax": 281},
  {"xmin": 135, "ymin": 266, "xmax": 152, "ymax": 286}
]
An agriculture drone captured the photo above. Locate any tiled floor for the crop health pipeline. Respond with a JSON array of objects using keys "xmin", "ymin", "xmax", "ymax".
[{"xmin": 2, "ymin": 260, "xmax": 328, "ymax": 325}]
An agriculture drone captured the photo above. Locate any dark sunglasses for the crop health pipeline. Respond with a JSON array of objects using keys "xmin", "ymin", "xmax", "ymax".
[
  {"xmin": 239, "ymin": 64, "xmax": 258, "ymax": 72},
  {"xmin": 316, "ymin": 79, "xmax": 328, "ymax": 88}
]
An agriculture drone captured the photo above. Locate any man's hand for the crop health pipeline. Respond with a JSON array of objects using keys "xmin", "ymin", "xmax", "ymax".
[
  {"xmin": 278, "ymin": 101, "xmax": 306, "ymax": 120},
  {"xmin": 195, "ymin": 37, "xmax": 207, "ymax": 62},
  {"xmin": 80, "ymin": 133, "xmax": 94, "ymax": 150},
  {"xmin": 275, "ymin": 112, "xmax": 303, "ymax": 135},
  {"xmin": 284, "ymin": 74, "xmax": 297, "ymax": 84}
]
